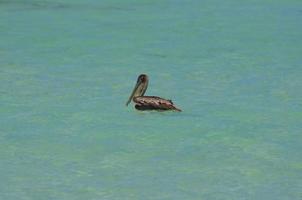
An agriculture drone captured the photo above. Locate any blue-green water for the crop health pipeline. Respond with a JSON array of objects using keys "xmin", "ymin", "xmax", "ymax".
[{"xmin": 1, "ymin": 0, "xmax": 302, "ymax": 199}]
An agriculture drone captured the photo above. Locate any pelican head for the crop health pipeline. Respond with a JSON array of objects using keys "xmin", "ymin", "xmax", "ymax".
[{"xmin": 126, "ymin": 74, "xmax": 149, "ymax": 106}]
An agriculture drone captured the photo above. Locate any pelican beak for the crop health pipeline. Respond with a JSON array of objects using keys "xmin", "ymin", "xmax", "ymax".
[{"xmin": 126, "ymin": 79, "xmax": 142, "ymax": 106}]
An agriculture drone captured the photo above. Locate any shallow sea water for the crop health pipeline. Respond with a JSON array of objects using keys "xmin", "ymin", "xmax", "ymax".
[{"xmin": 0, "ymin": 0, "xmax": 302, "ymax": 199}]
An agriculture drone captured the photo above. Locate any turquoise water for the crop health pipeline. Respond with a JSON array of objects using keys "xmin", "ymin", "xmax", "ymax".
[{"xmin": 1, "ymin": 0, "xmax": 302, "ymax": 199}]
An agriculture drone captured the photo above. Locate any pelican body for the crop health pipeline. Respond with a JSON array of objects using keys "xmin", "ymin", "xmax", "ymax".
[{"xmin": 126, "ymin": 74, "xmax": 181, "ymax": 112}]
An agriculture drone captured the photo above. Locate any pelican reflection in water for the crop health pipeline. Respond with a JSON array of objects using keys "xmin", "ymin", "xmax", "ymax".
[{"xmin": 126, "ymin": 74, "xmax": 181, "ymax": 112}]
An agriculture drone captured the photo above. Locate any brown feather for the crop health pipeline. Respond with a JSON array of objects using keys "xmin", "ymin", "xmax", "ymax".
[{"xmin": 133, "ymin": 96, "xmax": 181, "ymax": 111}]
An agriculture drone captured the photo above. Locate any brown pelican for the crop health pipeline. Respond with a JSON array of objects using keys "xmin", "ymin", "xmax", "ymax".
[{"xmin": 126, "ymin": 74, "xmax": 181, "ymax": 111}]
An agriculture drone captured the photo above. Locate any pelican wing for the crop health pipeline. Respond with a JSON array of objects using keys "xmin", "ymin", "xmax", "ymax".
[{"xmin": 133, "ymin": 96, "xmax": 181, "ymax": 111}]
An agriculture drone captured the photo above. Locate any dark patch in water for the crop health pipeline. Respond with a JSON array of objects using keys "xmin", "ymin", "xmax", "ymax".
[
  {"xmin": 0, "ymin": 0, "xmax": 70, "ymax": 10},
  {"xmin": 145, "ymin": 53, "xmax": 167, "ymax": 58},
  {"xmin": 0, "ymin": 0, "xmax": 135, "ymax": 12}
]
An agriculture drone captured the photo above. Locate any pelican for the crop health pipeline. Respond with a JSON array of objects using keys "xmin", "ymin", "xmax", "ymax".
[{"xmin": 126, "ymin": 74, "xmax": 181, "ymax": 112}]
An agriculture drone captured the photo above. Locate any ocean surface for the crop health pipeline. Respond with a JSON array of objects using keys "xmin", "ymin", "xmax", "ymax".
[{"xmin": 0, "ymin": 0, "xmax": 301, "ymax": 199}]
